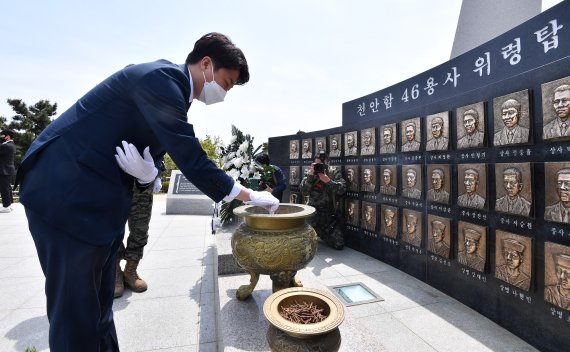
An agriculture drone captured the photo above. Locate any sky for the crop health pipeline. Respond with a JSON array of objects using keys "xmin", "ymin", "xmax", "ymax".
[{"xmin": 0, "ymin": 0, "xmax": 563, "ymax": 147}]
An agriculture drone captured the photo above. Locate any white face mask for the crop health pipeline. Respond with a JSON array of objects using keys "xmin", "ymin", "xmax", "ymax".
[{"xmin": 197, "ymin": 65, "xmax": 226, "ymax": 105}]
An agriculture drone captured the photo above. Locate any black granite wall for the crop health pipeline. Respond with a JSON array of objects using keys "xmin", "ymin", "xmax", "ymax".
[{"xmin": 268, "ymin": 3, "xmax": 570, "ymax": 351}]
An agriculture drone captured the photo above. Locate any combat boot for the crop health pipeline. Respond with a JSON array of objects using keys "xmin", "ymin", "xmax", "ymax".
[
  {"xmin": 124, "ymin": 260, "xmax": 148, "ymax": 292},
  {"xmin": 114, "ymin": 259, "xmax": 124, "ymax": 298}
]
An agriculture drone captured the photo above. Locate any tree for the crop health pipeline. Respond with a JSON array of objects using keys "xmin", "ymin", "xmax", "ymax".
[
  {"xmin": 199, "ymin": 135, "xmax": 224, "ymax": 167},
  {"xmin": 160, "ymin": 135, "xmax": 224, "ymax": 191},
  {"xmin": 2, "ymin": 99, "xmax": 57, "ymax": 167}
]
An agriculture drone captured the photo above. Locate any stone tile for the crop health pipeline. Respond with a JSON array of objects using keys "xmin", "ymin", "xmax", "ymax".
[
  {"xmin": 357, "ymin": 312, "xmax": 437, "ymax": 352},
  {"xmin": 202, "ymin": 246, "xmax": 216, "ymax": 266},
  {"xmin": 345, "ymin": 301, "xmax": 387, "ymax": 319},
  {"xmin": 113, "ymin": 296, "xmax": 200, "ymax": 351},
  {"xmin": 218, "ymin": 274, "xmax": 272, "ymax": 351},
  {"xmin": 140, "ymin": 247, "xmax": 206, "ymax": 270},
  {"xmin": 123, "ymin": 266, "xmax": 205, "ymax": 301},
  {"xmin": 0, "ymin": 308, "xmax": 49, "ymax": 352},
  {"xmin": 0, "ymin": 309, "xmax": 12, "ymax": 322},
  {"xmin": 20, "ymin": 289, "xmax": 46, "ymax": 309},
  {"xmin": 0, "ymin": 243, "xmax": 39, "ymax": 259},
  {"xmin": 338, "ymin": 315, "xmax": 387, "ymax": 352},
  {"xmin": 151, "ymin": 236, "xmax": 207, "ymax": 251},
  {"xmin": 149, "ymin": 345, "xmax": 196, "ymax": 352},
  {"xmin": 197, "ymin": 342, "xmax": 217, "ymax": 351},
  {"xmin": 0, "ymin": 234, "xmax": 30, "ymax": 246},
  {"xmin": 0, "ymin": 257, "xmax": 43, "ymax": 279},
  {"xmin": 324, "ymin": 248, "xmax": 395, "ymax": 276},
  {"xmin": 304, "ymin": 256, "xmax": 345, "ymax": 280},
  {"xmin": 392, "ymin": 301, "xmax": 539, "ymax": 352},
  {"xmin": 201, "ymin": 265, "xmax": 215, "ymax": 294},
  {"xmin": 0, "ymin": 278, "xmax": 44, "ymax": 310},
  {"xmin": 0, "ymin": 258, "xmax": 26, "ymax": 273},
  {"xmin": 198, "ymin": 294, "xmax": 216, "ymax": 343}
]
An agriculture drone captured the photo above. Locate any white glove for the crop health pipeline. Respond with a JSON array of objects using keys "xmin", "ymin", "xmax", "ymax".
[
  {"xmin": 153, "ymin": 177, "xmax": 162, "ymax": 193},
  {"xmin": 246, "ymin": 190, "xmax": 280, "ymax": 214},
  {"xmin": 115, "ymin": 141, "xmax": 158, "ymax": 184}
]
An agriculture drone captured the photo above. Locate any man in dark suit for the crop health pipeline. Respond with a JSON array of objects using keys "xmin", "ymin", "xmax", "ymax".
[
  {"xmin": 16, "ymin": 33, "xmax": 278, "ymax": 351},
  {"xmin": 0, "ymin": 129, "xmax": 16, "ymax": 213}
]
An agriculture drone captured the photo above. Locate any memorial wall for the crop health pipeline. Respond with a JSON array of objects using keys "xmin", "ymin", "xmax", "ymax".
[{"xmin": 268, "ymin": 2, "xmax": 570, "ymax": 351}]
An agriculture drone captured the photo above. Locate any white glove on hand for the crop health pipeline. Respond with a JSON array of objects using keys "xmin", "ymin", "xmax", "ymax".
[
  {"xmin": 153, "ymin": 177, "xmax": 162, "ymax": 193},
  {"xmin": 115, "ymin": 141, "xmax": 158, "ymax": 184},
  {"xmin": 246, "ymin": 190, "xmax": 280, "ymax": 214}
]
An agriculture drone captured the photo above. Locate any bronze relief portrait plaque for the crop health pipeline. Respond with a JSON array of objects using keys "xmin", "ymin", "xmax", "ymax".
[
  {"xmin": 401, "ymin": 117, "xmax": 421, "ymax": 152},
  {"xmin": 344, "ymin": 165, "xmax": 359, "ymax": 192},
  {"xmin": 457, "ymin": 221, "xmax": 487, "ymax": 272},
  {"xmin": 402, "ymin": 209, "xmax": 422, "ymax": 247},
  {"xmin": 289, "ymin": 140, "xmax": 299, "ymax": 159},
  {"xmin": 544, "ymin": 162, "xmax": 570, "ymax": 225},
  {"xmin": 495, "ymin": 231, "xmax": 532, "ymax": 291},
  {"xmin": 346, "ymin": 199, "xmax": 359, "ymax": 227},
  {"xmin": 289, "ymin": 166, "xmax": 300, "ymax": 186},
  {"xmin": 302, "ymin": 166, "xmax": 311, "ymax": 179},
  {"xmin": 328, "ymin": 134, "xmax": 342, "ymax": 158},
  {"xmin": 544, "ymin": 241, "xmax": 570, "ymax": 311},
  {"xmin": 361, "ymin": 165, "xmax": 377, "ymax": 193},
  {"xmin": 402, "ymin": 164, "xmax": 422, "ymax": 200},
  {"xmin": 426, "ymin": 111, "xmax": 450, "ymax": 151},
  {"xmin": 301, "ymin": 138, "xmax": 313, "ymax": 159},
  {"xmin": 344, "ymin": 131, "xmax": 358, "ymax": 156},
  {"xmin": 380, "ymin": 165, "xmax": 398, "ymax": 196},
  {"xmin": 457, "ymin": 102, "xmax": 486, "ymax": 149},
  {"xmin": 315, "ymin": 137, "xmax": 326, "ymax": 154},
  {"xmin": 494, "ymin": 163, "xmax": 532, "ymax": 217},
  {"xmin": 289, "ymin": 192, "xmax": 301, "ymax": 204},
  {"xmin": 427, "ymin": 164, "xmax": 451, "ymax": 205},
  {"xmin": 380, "ymin": 123, "xmax": 397, "ymax": 154},
  {"xmin": 493, "ymin": 90, "xmax": 531, "ymax": 146},
  {"xmin": 381, "ymin": 205, "xmax": 398, "ymax": 239},
  {"xmin": 362, "ymin": 201, "xmax": 377, "ymax": 232},
  {"xmin": 360, "ymin": 127, "xmax": 376, "ymax": 156},
  {"xmin": 457, "ymin": 163, "xmax": 487, "ymax": 210},
  {"xmin": 427, "ymin": 215, "xmax": 451, "ymax": 259},
  {"xmin": 542, "ymin": 75, "xmax": 570, "ymax": 141}
]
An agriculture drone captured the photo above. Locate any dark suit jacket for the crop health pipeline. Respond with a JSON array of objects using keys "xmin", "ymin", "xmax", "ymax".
[
  {"xmin": 0, "ymin": 141, "xmax": 16, "ymax": 175},
  {"xmin": 17, "ymin": 60, "xmax": 234, "ymax": 245}
]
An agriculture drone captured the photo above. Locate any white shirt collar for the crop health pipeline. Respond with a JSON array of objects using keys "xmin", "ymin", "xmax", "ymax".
[{"xmin": 187, "ymin": 64, "xmax": 194, "ymax": 103}]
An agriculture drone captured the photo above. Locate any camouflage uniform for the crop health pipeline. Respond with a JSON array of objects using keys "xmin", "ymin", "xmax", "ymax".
[
  {"xmin": 300, "ymin": 166, "xmax": 347, "ymax": 249},
  {"xmin": 118, "ymin": 159, "xmax": 164, "ymax": 261}
]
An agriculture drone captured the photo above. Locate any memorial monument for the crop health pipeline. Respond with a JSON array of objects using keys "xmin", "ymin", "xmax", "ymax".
[
  {"xmin": 268, "ymin": 3, "xmax": 570, "ymax": 350},
  {"xmin": 166, "ymin": 170, "xmax": 213, "ymax": 215}
]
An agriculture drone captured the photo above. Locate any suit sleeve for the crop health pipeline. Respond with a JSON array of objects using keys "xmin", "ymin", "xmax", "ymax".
[{"xmin": 131, "ymin": 67, "xmax": 234, "ymax": 202}]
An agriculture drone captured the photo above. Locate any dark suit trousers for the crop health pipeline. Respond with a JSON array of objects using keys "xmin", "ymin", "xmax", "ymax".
[
  {"xmin": 26, "ymin": 207, "xmax": 122, "ymax": 352},
  {"xmin": 0, "ymin": 174, "xmax": 13, "ymax": 207}
]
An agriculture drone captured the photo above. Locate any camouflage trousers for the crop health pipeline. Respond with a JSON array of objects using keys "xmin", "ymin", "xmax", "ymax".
[
  {"xmin": 118, "ymin": 184, "xmax": 154, "ymax": 261},
  {"xmin": 308, "ymin": 209, "xmax": 344, "ymax": 249}
]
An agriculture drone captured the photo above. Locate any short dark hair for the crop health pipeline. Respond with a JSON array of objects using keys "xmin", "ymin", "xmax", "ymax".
[
  {"xmin": 255, "ymin": 153, "xmax": 270, "ymax": 165},
  {"xmin": 186, "ymin": 32, "xmax": 249, "ymax": 85},
  {"xmin": 0, "ymin": 129, "xmax": 14, "ymax": 138}
]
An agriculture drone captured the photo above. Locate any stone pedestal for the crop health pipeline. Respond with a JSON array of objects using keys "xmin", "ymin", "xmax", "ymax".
[{"xmin": 165, "ymin": 170, "xmax": 213, "ymax": 215}]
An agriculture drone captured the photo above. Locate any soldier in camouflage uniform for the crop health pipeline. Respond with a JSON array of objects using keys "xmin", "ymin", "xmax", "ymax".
[
  {"xmin": 115, "ymin": 158, "xmax": 165, "ymax": 298},
  {"xmin": 300, "ymin": 152, "xmax": 347, "ymax": 249}
]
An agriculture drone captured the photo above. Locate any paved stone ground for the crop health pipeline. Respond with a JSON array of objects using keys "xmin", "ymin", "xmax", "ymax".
[
  {"xmin": 0, "ymin": 195, "xmax": 216, "ymax": 352},
  {"xmin": 0, "ymin": 196, "xmax": 539, "ymax": 351}
]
